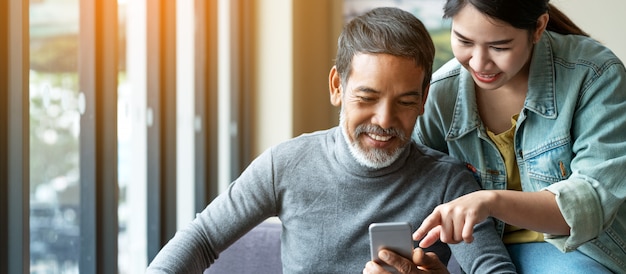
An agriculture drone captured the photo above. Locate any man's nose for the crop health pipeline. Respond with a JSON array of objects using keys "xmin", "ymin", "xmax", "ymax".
[{"xmin": 372, "ymin": 102, "xmax": 396, "ymax": 129}]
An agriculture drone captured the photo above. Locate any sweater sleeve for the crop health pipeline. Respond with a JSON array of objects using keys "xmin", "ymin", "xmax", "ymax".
[
  {"xmin": 449, "ymin": 218, "xmax": 517, "ymax": 273},
  {"xmin": 146, "ymin": 149, "xmax": 279, "ymax": 273},
  {"xmin": 443, "ymin": 169, "xmax": 517, "ymax": 273}
]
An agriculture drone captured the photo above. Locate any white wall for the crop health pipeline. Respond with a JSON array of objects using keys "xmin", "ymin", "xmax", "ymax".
[
  {"xmin": 255, "ymin": 0, "xmax": 294, "ymax": 154},
  {"xmin": 552, "ymin": 0, "xmax": 626, "ymax": 61},
  {"xmin": 253, "ymin": 0, "xmax": 341, "ymax": 157}
]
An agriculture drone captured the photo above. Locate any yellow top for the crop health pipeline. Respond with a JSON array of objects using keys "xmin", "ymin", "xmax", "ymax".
[{"xmin": 486, "ymin": 115, "xmax": 544, "ymax": 244}]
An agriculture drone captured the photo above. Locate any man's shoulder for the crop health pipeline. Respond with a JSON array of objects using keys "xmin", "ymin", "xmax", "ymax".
[
  {"xmin": 412, "ymin": 142, "xmax": 465, "ymax": 168},
  {"xmin": 278, "ymin": 128, "xmax": 334, "ymax": 147},
  {"xmin": 409, "ymin": 142, "xmax": 480, "ymax": 193},
  {"xmin": 268, "ymin": 127, "xmax": 335, "ymax": 157}
]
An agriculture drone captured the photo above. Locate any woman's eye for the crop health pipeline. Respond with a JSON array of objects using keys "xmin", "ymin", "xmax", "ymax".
[{"xmin": 459, "ymin": 40, "xmax": 472, "ymax": 46}]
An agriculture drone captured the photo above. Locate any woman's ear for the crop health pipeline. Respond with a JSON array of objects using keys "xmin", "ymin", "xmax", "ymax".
[
  {"xmin": 534, "ymin": 13, "xmax": 549, "ymax": 43},
  {"xmin": 329, "ymin": 66, "xmax": 342, "ymax": 107}
]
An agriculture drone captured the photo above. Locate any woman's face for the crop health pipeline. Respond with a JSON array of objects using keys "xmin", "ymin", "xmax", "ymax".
[{"xmin": 450, "ymin": 4, "xmax": 535, "ymax": 91}]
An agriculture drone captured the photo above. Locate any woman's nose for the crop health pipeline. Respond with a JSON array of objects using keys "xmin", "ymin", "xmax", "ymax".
[{"xmin": 469, "ymin": 48, "xmax": 490, "ymax": 72}]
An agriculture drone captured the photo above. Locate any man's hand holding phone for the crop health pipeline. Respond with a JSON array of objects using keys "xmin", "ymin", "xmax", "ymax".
[{"xmin": 365, "ymin": 222, "xmax": 449, "ymax": 274}]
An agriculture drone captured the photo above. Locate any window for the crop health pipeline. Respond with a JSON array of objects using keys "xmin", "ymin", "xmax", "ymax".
[
  {"xmin": 2, "ymin": 0, "xmax": 323, "ymax": 273},
  {"xmin": 1, "ymin": 0, "xmax": 209, "ymax": 272},
  {"xmin": 29, "ymin": 1, "xmax": 81, "ymax": 271},
  {"xmin": 117, "ymin": 0, "xmax": 148, "ymax": 272}
]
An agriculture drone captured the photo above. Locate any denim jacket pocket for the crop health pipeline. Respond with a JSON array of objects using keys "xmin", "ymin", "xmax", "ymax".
[{"xmin": 523, "ymin": 137, "xmax": 573, "ymax": 191}]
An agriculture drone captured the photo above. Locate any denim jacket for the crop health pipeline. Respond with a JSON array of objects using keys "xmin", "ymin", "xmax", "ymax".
[{"xmin": 414, "ymin": 31, "xmax": 626, "ymax": 273}]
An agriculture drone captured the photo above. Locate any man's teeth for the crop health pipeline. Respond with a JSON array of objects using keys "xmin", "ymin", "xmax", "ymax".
[{"xmin": 368, "ymin": 133, "xmax": 392, "ymax": 141}]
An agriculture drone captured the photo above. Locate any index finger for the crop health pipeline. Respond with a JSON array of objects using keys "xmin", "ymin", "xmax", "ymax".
[{"xmin": 412, "ymin": 211, "xmax": 442, "ymax": 241}]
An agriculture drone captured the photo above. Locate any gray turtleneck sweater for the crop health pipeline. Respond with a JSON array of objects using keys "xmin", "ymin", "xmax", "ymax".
[{"xmin": 146, "ymin": 127, "xmax": 515, "ymax": 273}]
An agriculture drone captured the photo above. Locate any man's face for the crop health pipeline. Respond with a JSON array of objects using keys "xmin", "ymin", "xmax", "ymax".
[{"xmin": 330, "ymin": 53, "xmax": 427, "ymax": 168}]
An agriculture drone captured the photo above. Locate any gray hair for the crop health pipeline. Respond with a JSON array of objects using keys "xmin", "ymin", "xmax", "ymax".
[{"xmin": 335, "ymin": 7, "xmax": 435, "ymax": 92}]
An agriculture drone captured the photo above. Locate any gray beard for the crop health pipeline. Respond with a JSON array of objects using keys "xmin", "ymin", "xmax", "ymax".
[{"xmin": 339, "ymin": 109, "xmax": 406, "ymax": 169}]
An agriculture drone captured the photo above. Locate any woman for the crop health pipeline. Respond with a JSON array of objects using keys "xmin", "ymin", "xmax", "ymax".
[{"xmin": 365, "ymin": 0, "xmax": 626, "ymax": 273}]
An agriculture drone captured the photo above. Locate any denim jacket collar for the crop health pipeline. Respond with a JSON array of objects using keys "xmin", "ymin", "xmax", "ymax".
[
  {"xmin": 446, "ymin": 68, "xmax": 481, "ymax": 141},
  {"xmin": 526, "ymin": 33, "xmax": 557, "ymax": 119}
]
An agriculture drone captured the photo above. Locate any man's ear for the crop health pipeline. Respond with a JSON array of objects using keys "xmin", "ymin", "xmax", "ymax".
[
  {"xmin": 329, "ymin": 66, "xmax": 342, "ymax": 107},
  {"xmin": 419, "ymin": 85, "xmax": 430, "ymax": 115}
]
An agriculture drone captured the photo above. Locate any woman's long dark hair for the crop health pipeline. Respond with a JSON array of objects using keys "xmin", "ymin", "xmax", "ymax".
[{"xmin": 443, "ymin": 0, "xmax": 589, "ymax": 36}]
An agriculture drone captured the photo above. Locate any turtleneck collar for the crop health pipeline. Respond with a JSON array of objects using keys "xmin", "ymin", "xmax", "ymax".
[{"xmin": 332, "ymin": 126, "xmax": 413, "ymax": 178}]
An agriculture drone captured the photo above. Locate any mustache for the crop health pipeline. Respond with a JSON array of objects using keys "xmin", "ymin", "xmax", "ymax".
[{"xmin": 353, "ymin": 124, "xmax": 407, "ymax": 142}]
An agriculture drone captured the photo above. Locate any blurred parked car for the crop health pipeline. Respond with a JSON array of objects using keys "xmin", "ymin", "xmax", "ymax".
[{"xmin": 30, "ymin": 202, "xmax": 80, "ymax": 265}]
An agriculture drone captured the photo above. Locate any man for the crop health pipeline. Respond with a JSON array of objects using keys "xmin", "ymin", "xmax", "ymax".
[{"xmin": 146, "ymin": 7, "xmax": 515, "ymax": 274}]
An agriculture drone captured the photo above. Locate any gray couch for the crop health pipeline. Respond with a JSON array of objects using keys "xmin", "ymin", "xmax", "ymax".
[
  {"xmin": 204, "ymin": 221, "xmax": 283, "ymax": 273},
  {"xmin": 204, "ymin": 220, "xmax": 462, "ymax": 274}
]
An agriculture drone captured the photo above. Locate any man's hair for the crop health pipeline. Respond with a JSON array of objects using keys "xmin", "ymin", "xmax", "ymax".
[{"xmin": 335, "ymin": 7, "xmax": 435, "ymax": 92}]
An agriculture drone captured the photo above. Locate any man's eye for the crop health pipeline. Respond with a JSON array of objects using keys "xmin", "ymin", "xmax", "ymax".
[
  {"xmin": 399, "ymin": 101, "xmax": 419, "ymax": 106},
  {"xmin": 491, "ymin": 46, "xmax": 509, "ymax": 52},
  {"xmin": 358, "ymin": 96, "xmax": 375, "ymax": 102}
]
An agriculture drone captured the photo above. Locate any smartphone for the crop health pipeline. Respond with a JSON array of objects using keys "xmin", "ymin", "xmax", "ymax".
[{"xmin": 369, "ymin": 222, "xmax": 414, "ymax": 273}]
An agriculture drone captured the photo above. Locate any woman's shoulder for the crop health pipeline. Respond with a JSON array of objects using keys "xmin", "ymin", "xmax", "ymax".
[
  {"xmin": 431, "ymin": 58, "xmax": 463, "ymax": 83},
  {"xmin": 546, "ymin": 31, "xmax": 623, "ymax": 67},
  {"xmin": 429, "ymin": 59, "xmax": 465, "ymax": 101}
]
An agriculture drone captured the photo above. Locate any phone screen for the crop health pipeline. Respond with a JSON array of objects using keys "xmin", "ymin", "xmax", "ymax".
[{"xmin": 369, "ymin": 222, "xmax": 414, "ymax": 273}]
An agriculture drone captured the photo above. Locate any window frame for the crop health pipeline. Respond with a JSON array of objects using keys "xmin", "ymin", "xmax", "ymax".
[
  {"xmin": 0, "ymin": 0, "xmax": 233, "ymax": 271},
  {"xmin": 78, "ymin": 0, "xmax": 119, "ymax": 272},
  {"xmin": 146, "ymin": 0, "xmax": 178, "ymax": 262},
  {"xmin": 0, "ymin": 1, "xmax": 29, "ymax": 273},
  {"xmin": 193, "ymin": 0, "xmax": 220, "ymax": 209}
]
